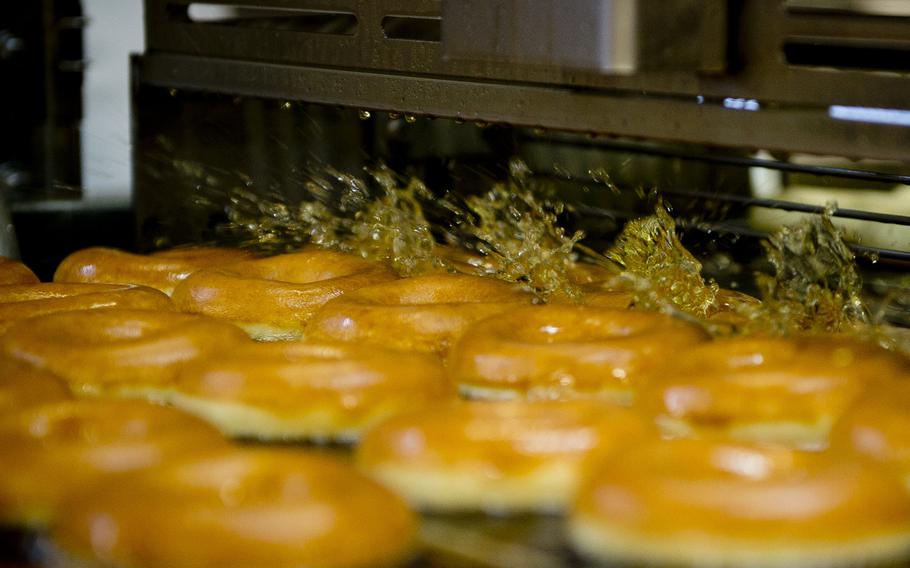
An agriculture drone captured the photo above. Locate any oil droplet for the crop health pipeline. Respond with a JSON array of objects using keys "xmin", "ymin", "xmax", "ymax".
[
  {"xmin": 404, "ymin": 114, "xmax": 417, "ymax": 123},
  {"xmin": 168, "ymin": 88, "xmax": 178, "ymax": 97},
  {"xmin": 358, "ymin": 110, "xmax": 371, "ymax": 120},
  {"xmin": 388, "ymin": 112, "xmax": 401, "ymax": 120},
  {"xmin": 281, "ymin": 101, "xmax": 293, "ymax": 110}
]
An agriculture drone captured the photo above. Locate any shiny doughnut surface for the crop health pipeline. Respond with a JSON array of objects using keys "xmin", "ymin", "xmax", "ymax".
[
  {"xmin": 0, "ymin": 257, "xmax": 39, "ymax": 285},
  {"xmin": 55, "ymin": 246, "xmax": 255, "ymax": 295},
  {"xmin": 167, "ymin": 341, "xmax": 452, "ymax": 442},
  {"xmin": 51, "ymin": 449, "xmax": 418, "ymax": 568},
  {"xmin": 307, "ymin": 273, "xmax": 532, "ymax": 354},
  {"xmin": 450, "ymin": 305, "xmax": 708, "ymax": 403},
  {"xmin": 0, "ymin": 399, "xmax": 227, "ymax": 527},
  {"xmin": 638, "ymin": 336, "xmax": 910, "ymax": 448},
  {"xmin": 357, "ymin": 400, "xmax": 648, "ymax": 513},
  {"xmin": 0, "ymin": 283, "xmax": 173, "ymax": 334},
  {"xmin": 172, "ymin": 248, "xmax": 395, "ymax": 340},
  {"xmin": 0, "ymin": 356, "xmax": 71, "ymax": 414},
  {"xmin": 1, "ymin": 308, "xmax": 249, "ymax": 395},
  {"xmin": 570, "ymin": 438, "xmax": 910, "ymax": 568}
]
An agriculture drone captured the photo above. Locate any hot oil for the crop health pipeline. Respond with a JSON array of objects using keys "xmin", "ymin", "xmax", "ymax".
[
  {"xmin": 605, "ymin": 199, "xmax": 718, "ymax": 319},
  {"xmin": 746, "ymin": 207, "xmax": 869, "ymax": 335},
  {"xmin": 219, "ymin": 158, "xmax": 586, "ymax": 300},
  {"xmin": 189, "ymin": 150, "xmax": 903, "ymax": 351},
  {"xmin": 345, "ymin": 165, "xmax": 439, "ymax": 276},
  {"xmin": 448, "ymin": 159, "xmax": 585, "ymax": 301}
]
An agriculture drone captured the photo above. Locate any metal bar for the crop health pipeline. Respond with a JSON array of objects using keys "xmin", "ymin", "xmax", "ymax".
[
  {"xmin": 135, "ymin": 54, "xmax": 910, "ymax": 162},
  {"xmin": 524, "ymin": 134, "xmax": 910, "ymax": 185},
  {"xmin": 141, "ymin": 0, "xmax": 910, "ymax": 108},
  {"xmin": 660, "ymin": 189, "xmax": 910, "ymax": 227}
]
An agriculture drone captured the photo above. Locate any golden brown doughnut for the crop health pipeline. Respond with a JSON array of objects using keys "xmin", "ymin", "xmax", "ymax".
[
  {"xmin": 1, "ymin": 308, "xmax": 250, "ymax": 395},
  {"xmin": 830, "ymin": 379, "xmax": 910, "ymax": 474},
  {"xmin": 577, "ymin": 289, "xmax": 634, "ymax": 309},
  {"xmin": 172, "ymin": 248, "xmax": 396, "ymax": 340},
  {"xmin": 306, "ymin": 273, "xmax": 532, "ymax": 354},
  {"xmin": 450, "ymin": 305, "xmax": 709, "ymax": 403},
  {"xmin": 166, "ymin": 341, "xmax": 452, "ymax": 442},
  {"xmin": 357, "ymin": 400, "xmax": 648, "ymax": 513},
  {"xmin": 0, "ymin": 282, "xmax": 173, "ymax": 334},
  {"xmin": 0, "ymin": 256, "xmax": 39, "ymax": 285},
  {"xmin": 54, "ymin": 246, "xmax": 255, "ymax": 295},
  {"xmin": 51, "ymin": 449, "xmax": 418, "ymax": 568},
  {"xmin": 638, "ymin": 336, "xmax": 910, "ymax": 448},
  {"xmin": 0, "ymin": 399, "xmax": 227, "ymax": 528},
  {"xmin": 0, "ymin": 357, "xmax": 71, "ymax": 414},
  {"xmin": 570, "ymin": 438, "xmax": 910, "ymax": 567}
]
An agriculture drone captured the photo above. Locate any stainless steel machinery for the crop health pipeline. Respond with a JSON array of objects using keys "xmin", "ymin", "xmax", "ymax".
[
  {"xmin": 128, "ymin": 2, "xmax": 910, "ymax": 305},
  {"xmin": 133, "ymin": 0, "xmax": 910, "ymax": 263}
]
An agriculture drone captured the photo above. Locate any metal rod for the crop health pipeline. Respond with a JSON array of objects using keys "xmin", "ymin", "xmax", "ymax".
[
  {"xmin": 524, "ymin": 135, "xmax": 910, "ymax": 185},
  {"xmin": 660, "ymin": 189, "xmax": 910, "ymax": 227},
  {"xmin": 573, "ymin": 203, "xmax": 910, "ymax": 262}
]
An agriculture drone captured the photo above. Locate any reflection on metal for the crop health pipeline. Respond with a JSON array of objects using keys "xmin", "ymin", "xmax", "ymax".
[
  {"xmin": 830, "ymin": 105, "xmax": 910, "ymax": 127},
  {"xmin": 723, "ymin": 98, "xmax": 761, "ymax": 111},
  {"xmin": 787, "ymin": 0, "xmax": 910, "ymax": 17},
  {"xmin": 180, "ymin": 3, "xmax": 359, "ymax": 34}
]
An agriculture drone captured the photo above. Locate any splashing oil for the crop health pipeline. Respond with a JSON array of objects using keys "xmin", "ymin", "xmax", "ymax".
[
  {"xmin": 219, "ymin": 158, "xmax": 586, "ymax": 299},
  {"xmin": 194, "ymin": 152, "xmax": 905, "ymax": 351},
  {"xmin": 746, "ymin": 206, "xmax": 869, "ymax": 335},
  {"xmin": 605, "ymin": 199, "xmax": 718, "ymax": 318}
]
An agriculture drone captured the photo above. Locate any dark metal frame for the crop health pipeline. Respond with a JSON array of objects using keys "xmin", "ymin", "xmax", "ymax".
[
  {"xmin": 136, "ymin": 0, "xmax": 910, "ymax": 161},
  {"xmin": 0, "ymin": 0, "xmax": 85, "ymax": 200}
]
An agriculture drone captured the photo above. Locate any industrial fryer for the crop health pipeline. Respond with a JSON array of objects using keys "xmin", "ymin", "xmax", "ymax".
[
  {"xmin": 126, "ymin": 3, "xmax": 910, "ymax": 563},
  {"xmin": 131, "ymin": 0, "xmax": 910, "ymax": 322},
  {"xmin": 3, "ymin": 1, "xmax": 910, "ymax": 567}
]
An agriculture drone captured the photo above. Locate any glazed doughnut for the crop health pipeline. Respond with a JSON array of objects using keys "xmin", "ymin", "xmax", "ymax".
[
  {"xmin": 449, "ymin": 305, "xmax": 708, "ymax": 403},
  {"xmin": 0, "ymin": 256, "xmax": 39, "ymax": 285},
  {"xmin": 638, "ymin": 336, "xmax": 910, "ymax": 448},
  {"xmin": 1, "ymin": 308, "xmax": 250, "ymax": 396},
  {"xmin": 357, "ymin": 400, "xmax": 648, "ymax": 513},
  {"xmin": 0, "ymin": 399, "xmax": 227, "ymax": 528},
  {"xmin": 306, "ymin": 273, "xmax": 532, "ymax": 354},
  {"xmin": 830, "ymin": 379, "xmax": 910, "ymax": 473},
  {"xmin": 166, "ymin": 341, "xmax": 452, "ymax": 442},
  {"xmin": 172, "ymin": 248, "xmax": 396, "ymax": 340},
  {"xmin": 0, "ymin": 283, "xmax": 173, "ymax": 334},
  {"xmin": 51, "ymin": 449, "xmax": 418, "ymax": 568},
  {"xmin": 570, "ymin": 438, "xmax": 910, "ymax": 567},
  {"xmin": 577, "ymin": 289, "xmax": 633, "ymax": 309},
  {"xmin": 0, "ymin": 357, "xmax": 70, "ymax": 414},
  {"xmin": 54, "ymin": 246, "xmax": 255, "ymax": 295}
]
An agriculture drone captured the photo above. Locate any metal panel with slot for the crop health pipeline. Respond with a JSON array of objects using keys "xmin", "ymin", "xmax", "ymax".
[{"xmin": 137, "ymin": 0, "xmax": 910, "ymax": 161}]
